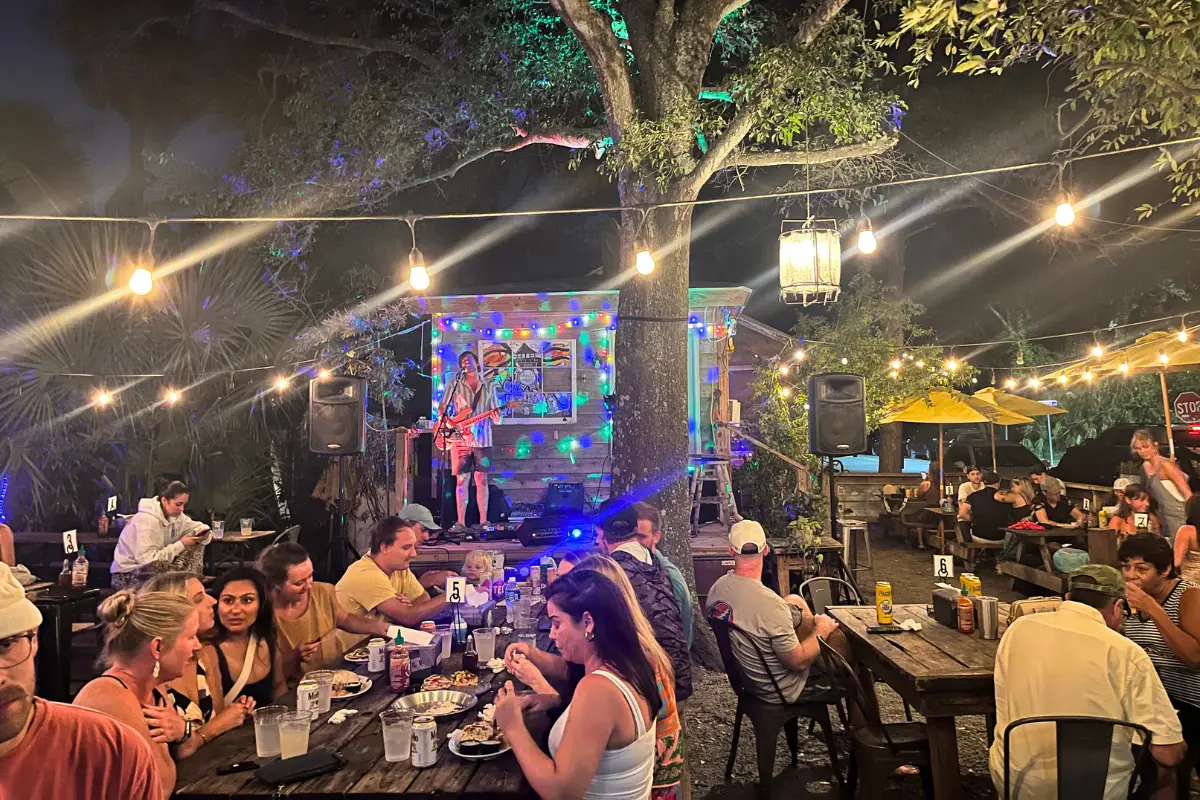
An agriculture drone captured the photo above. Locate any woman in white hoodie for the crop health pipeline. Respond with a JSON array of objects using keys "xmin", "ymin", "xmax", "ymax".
[{"xmin": 111, "ymin": 481, "xmax": 210, "ymax": 590}]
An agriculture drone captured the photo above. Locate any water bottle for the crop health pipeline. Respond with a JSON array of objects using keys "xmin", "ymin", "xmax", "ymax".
[
  {"xmin": 451, "ymin": 603, "xmax": 468, "ymax": 648},
  {"xmin": 504, "ymin": 578, "xmax": 519, "ymax": 620}
]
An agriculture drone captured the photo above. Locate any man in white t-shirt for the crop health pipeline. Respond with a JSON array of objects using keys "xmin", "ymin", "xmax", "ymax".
[
  {"xmin": 958, "ymin": 467, "xmax": 984, "ymax": 504},
  {"xmin": 991, "ymin": 565, "xmax": 1184, "ymax": 799},
  {"xmin": 705, "ymin": 521, "xmax": 838, "ymax": 704}
]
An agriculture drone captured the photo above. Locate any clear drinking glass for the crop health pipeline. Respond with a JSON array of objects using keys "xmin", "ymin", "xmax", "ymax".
[
  {"xmin": 514, "ymin": 596, "xmax": 535, "ymax": 632},
  {"xmin": 474, "ymin": 627, "xmax": 497, "ymax": 663},
  {"xmin": 253, "ymin": 705, "xmax": 286, "ymax": 758},
  {"xmin": 435, "ymin": 624, "xmax": 452, "ymax": 660},
  {"xmin": 211, "ymin": 520, "xmax": 225, "ymax": 540},
  {"xmin": 304, "ymin": 669, "xmax": 335, "ymax": 714},
  {"xmin": 278, "ymin": 710, "xmax": 311, "ymax": 759},
  {"xmin": 380, "ymin": 709, "xmax": 414, "ymax": 763},
  {"xmin": 240, "ymin": 517, "xmax": 254, "ymax": 536},
  {"xmin": 518, "ymin": 631, "xmax": 538, "ymax": 653}
]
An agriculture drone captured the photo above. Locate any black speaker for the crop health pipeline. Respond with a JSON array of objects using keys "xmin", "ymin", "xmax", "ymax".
[
  {"xmin": 309, "ymin": 377, "xmax": 366, "ymax": 454},
  {"xmin": 808, "ymin": 372, "xmax": 866, "ymax": 455}
]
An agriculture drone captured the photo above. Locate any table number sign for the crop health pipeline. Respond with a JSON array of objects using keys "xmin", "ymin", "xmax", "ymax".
[
  {"xmin": 446, "ymin": 576, "xmax": 467, "ymax": 605},
  {"xmin": 106, "ymin": 495, "xmax": 118, "ymax": 513},
  {"xmin": 63, "ymin": 529, "xmax": 79, "ymax": 555},
  {"xmin": 934, "ymin": 554, "xmax": 954, "ymax": 579}
]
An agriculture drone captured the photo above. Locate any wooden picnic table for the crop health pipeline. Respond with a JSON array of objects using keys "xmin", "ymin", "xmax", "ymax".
[
  {"xmin": 829, "ymin": 603, "xmax": 999, "ymax": 800},
  {"xmin": 175, "ymin": 635, "xmax": 538, "ymax": 798},
  {"xmin": 995, "ymin": 526, "xmax": 1095, "ymax": 594}
]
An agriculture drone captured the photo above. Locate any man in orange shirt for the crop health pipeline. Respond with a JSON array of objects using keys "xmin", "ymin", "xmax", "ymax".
[{"xmin": 0, "ymin": 563, "xmax": 163, "ymax": 799}]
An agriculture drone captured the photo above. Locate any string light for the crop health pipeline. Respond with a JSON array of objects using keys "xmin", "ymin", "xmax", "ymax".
[
  {"xmin": 915, "ymin": 360, "xmax": 925, "ymax": 368},
  {"xmin": 317, "ymin": 368, "xmax": 332, "ymax": 380},
  {"xmin": 1119, "ymin": 362, "xmax": 1130, "ymax": 374},
  {"xmin": 274, "ymin": 377, "xmax": 290, "ymax": 392},
  {"xmin": 795, "ymin": 349, "xmax": 805, "ymax": 360},
  {"xmin": 889, "ymin": 370, "xmax": 898, "ymax": 379},
  {"xmin": 633, "ymin": 211, "xmax": 655, "ymax": 276},
  {"xmin": 779, "ymin": 386, "xmax": 791, "ymax": 397},
  {"xmin": 840, "ymin": 357, "xmax": 848, "ymax": 365},
  {"xmin": 946, "ymin": 359, "xmax": 958, "ymax": 372},
  {"xmin": 890, "ymin": 359, "xmax": 902, "ymax": 370},
  {"xmin": 1004, "ymin": 378, "xmax": 1017, "ymax": 389},
  {"xmin": 1030, "ymin": 377, "xmax": 1041, "ymax": 389},
  {"xmin": 1159, "ymin": 351, "xmax": 1170, "ymax": 365},
  {"xmin": 1083, "ymin": 370, "xmax": 1093, "ymax": 382},
  {"xmin": 1091, "ymin": 344, "xmax": 1104, "ymax": 358},
  {"xmin": 1057, "ymin": 375, "xmax": 1067, "ymax": 384},
  {"xmin": 1053, "ymin": 194, "xmax": 1076, "ymax": 227},
  {"xmin": 856, "ymin": 219, "xmax": 877, "ymax": 254},
  {"xmin": 95, "ymin": 390, "xmax": 112, "ymax": 407},
  {"xmin": 1179, "ymin": 327, "xmax": 1189, "ymax": 343},
  {"xmin": 164, "ymin": 389, "xmax": 181, "ymax": 405},
  {"xmin": 404, "ymin": 218, "xmax": 430, "ymax": 291},
  {"xmin": 778, "ymin": 364, "xmax": 790, "ymax": 375},
  {"xmin": 129, "ymin": 267, "xmax": 154, "ymax": 296}
]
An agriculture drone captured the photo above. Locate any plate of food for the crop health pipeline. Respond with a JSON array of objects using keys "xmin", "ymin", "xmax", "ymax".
[
  {"xmin": 392, "ymin": 689, "xmax": 477, "ymax": 718},
  {"xmin": 451, "ymin": 670, "xmax": 479, "ymax": 688},
  {"xmin": 449, "ymin": 721, "xmax": 510, "ymax": 760},
  {"xmin": 421, "ymin": 675, "xmax": 454, "ymax": 692},
  {"xmin": 343, "ymin": 646, "xmax": 371, "ymax": 663},
  {"xmin": 331, "ymin": 669, "xmax": 372, "ymax": 699}
]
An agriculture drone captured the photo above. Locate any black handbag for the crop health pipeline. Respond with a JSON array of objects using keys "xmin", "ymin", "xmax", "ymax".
[{"xmin": 255, "ymin": 749, "xmax": 347, "ymax": 786}]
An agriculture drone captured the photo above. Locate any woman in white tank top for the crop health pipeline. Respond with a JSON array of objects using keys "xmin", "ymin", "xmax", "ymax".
[{"xmin": 495, "ymin": 569, "xmax": 660, "ymax": 800}]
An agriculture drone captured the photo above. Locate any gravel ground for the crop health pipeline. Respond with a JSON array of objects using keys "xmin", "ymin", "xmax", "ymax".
[{"xmin": 683, "ymin": 534, "xmax": 1196, "ymax": 799}]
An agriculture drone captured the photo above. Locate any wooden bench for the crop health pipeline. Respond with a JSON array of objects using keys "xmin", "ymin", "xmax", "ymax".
[{"xmin": 946, "ymin": 520, "xmax": 1004, "ymax": 571}]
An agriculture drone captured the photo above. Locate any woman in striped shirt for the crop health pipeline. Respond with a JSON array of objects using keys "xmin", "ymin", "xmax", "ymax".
[{"xmin": 1120, "ymin": 533, "xmax": 1200, "ymax": 792}]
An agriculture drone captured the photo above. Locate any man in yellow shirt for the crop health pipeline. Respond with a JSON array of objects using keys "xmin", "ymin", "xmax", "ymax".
[{"xmin": 335, "ymin": 517, "xmax": 450, "ymax": 648}]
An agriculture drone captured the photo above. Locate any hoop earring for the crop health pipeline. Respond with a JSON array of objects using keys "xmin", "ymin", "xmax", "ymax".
[
  {"xmin": 153, "ymin": 659, "xmax": 161, "ymax": 680},
  {"xmin": 584, "ymin": 630, "xmax": 595, "ymax": 641}
]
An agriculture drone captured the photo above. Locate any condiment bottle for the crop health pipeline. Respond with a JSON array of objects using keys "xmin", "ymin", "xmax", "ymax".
[
  {"xmin": 462, "ymin": 634, "xmax": 478, "ymax": 673},
  {"xmin": 58, "ymin": 559, "xmax": 72, "ymax": 587},
  {"xmin": 71, "ymin": 548, "xmax": 89, "ymax": 588},
  {"xmin": 957, "ymin": 586, "xmax": 975, "ymax": 635},
  {"xmin": 389, "ymin": 632, "xmax": 411, "ymax": 692}
]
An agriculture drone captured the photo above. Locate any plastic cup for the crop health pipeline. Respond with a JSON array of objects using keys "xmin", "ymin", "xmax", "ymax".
[
  {"xmin": 435, "ymin": 624, "xmax": 452, "ymax": 660},
  {"xmin": 380, "ymin": 709, "xmax": 414, "ymax": 762},
  {"xmin": 304, "ymin": 669, "xmax": 334, "ymax": 714},
  {"xmin": 518, "ymin": 631, "xmax": 538, "ymax": 653},
  {"xmin": 211, "ymin": 520, "xmax": 225, "ymax": 540},
  {"xmin": 474, "ymin": 628, "xmax": 497, "ymax": 663},
  {"xmin": 278, "ymin": 710, "xmax": 311, "ymax": 759},
  {"xmin": 240, "ymin": 518, "xmax": 254, "ymax": 536},
  {"xmin": 253, "ymin": 705, "xmax": 286, "ymax": 758}
]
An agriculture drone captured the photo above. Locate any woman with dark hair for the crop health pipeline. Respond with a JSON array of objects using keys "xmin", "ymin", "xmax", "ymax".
[
  {"xmin": 495, "ymin": 569, "xmax": 659, "ymax": 799},
  {"xmin": 1132, "ymin": 428, "xmax": 1193, "ymax": 539},
  {"xmin": 256, "ymin": 542, "xmax": 390, "ymax": 682},
  {"xmin": 111, "ymin": 481, "xmax": 210, "ymax": 590},
  {"xmin": 1120, "ymin": 532, "xmax": 1200, "ymax": 789},
  {"xmin": 202, "ymin": 568, "xmax": 286, "ymax": 706},
  {"xmin": 1174, "ymin": 496, "xmax": 1200, "ymax": 584},
  {"xmin": 1109, "ymin": 486, "xmax": 1161, "ymax": 542}
]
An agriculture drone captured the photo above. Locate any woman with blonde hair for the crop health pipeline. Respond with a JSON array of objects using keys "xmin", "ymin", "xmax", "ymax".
[
  {"xmin": 504, "ymin": 554, "xmax": 686, "ymax": 799},
  {"xmin": 73, "ymin": 590, "xmax": 202, "ymax": 797},
  {"xmin": 1131, "ymin": 427, "xmax": 1193, "ymax": 539},
  {"xmin": 140, "ymin": 572, "xmax": 256, "ymax": 759}
]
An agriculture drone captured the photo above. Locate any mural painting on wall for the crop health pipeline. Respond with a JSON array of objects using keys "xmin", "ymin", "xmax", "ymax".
[{"xmin": 479, "ymin": 340, "xmax": 577, "ymax": 424}]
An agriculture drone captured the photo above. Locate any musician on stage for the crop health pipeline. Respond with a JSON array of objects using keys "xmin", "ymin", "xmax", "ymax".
[{"xmin": 441, "ymin": 351, "xmax": 501, "ymax": 532}]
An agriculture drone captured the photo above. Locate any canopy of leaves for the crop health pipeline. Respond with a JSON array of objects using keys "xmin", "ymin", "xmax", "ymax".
[{"xmin": 887, "ymin": 0, "xmax": 1200, "ymax": 208}]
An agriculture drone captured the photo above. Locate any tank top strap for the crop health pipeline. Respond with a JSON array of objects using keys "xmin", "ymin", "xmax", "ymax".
[{"xmin": 592, "ymin": 669, "xmax": 647, "ymax": 737}]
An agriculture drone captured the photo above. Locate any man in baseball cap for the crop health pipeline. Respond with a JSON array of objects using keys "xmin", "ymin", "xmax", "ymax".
[
  {"xmin": 395, "ymin": 504, "xmax": 457, "ymax": 592},
  {"xmin": 728, "ymin": 519, "xmax": 769, "ymax": 555},
  {"xmin": 0, "ymin": 563, "xmax": 162, "ymax": 798},
  {"xmin": 990, "ymin": 562, "xmax": 1184, "ymax": 797}
]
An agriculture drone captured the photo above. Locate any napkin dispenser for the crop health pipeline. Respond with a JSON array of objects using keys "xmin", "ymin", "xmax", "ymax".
[{"xmin": 932, "ymin": 588, "xmax": 960, "ymax": 628}]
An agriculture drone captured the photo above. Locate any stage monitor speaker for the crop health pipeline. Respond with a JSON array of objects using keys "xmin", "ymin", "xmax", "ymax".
[
  {"xmin": 516, "ymin": 514, "xmax": 587, "ymax": 547},
  {"xmin": 309, "ymin": 377, "xmax": 366, "ymax": 454},
  {"xmin": 807, "ymin": 372, "xmax": 866, "ymax": 456}
]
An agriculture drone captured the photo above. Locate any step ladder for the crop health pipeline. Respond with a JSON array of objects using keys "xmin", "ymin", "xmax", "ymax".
[{"xmin": 690, "ymin": 456, "xmax": 741, "ymax": 534}]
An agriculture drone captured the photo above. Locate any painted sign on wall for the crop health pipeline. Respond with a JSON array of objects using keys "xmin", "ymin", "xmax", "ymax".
[{"xmin": 479, "ymin": 340, "xmax": 577, "ymax": 424}]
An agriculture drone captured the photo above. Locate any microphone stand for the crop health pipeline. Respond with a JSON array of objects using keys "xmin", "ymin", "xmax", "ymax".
[{"xmin": 431, "ymin": 370, "xmax": 466, "ymax": 535}]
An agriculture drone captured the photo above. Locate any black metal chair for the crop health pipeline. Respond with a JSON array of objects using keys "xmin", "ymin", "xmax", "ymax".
[
  {"xmin": 817, "ymin": 638, "xmax": 934, "ymax": 798},
  {"xmin": 1002, "ymin": 716, "xmax": 1155, "ymax": 800},
  {"xmin": 707, "ymin": 614, "xmax": 844, "ymax": 798}
]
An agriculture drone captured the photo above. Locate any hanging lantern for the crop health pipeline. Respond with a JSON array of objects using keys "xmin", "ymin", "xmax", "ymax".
[{"xmin": 779, "ymin": 219, "xmax": 841, "ymax": 305}]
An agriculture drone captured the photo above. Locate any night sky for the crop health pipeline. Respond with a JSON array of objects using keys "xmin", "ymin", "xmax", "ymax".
[{"xmin": 3, "ymin": 0, "xmax": 1197, "ymax": 368}]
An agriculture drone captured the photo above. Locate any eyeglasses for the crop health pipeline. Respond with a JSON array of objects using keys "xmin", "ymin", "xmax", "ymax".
[{"xmin": 0, "ymin": 633, "xmax": 35, "ymax": 669}]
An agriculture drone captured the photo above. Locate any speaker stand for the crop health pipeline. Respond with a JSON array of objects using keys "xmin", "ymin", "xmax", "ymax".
[
  {"xmin": 326, "ymin": 455, "xmax": 359, "ymax": 576},
  {"xmin": 825, "ymin": 456, "xmax": 861, "ymax": 596}
]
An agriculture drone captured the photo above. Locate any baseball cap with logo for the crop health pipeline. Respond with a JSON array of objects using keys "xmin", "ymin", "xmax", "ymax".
[
  {"xmin": 729, "ymin": 520, "xmax": 768, "ymax": 555},
  {"xmin": 398, "ymin": 504, "xmax": 441, "ymax": 531},
  {"xmin": 1069, "ymin": 564, "xmax": 1126, "ymax": 598}
]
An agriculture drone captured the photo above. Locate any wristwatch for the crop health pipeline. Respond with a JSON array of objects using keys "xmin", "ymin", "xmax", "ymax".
[{"xmin": 177, "ymin": 719, "xmax": 194, "ymax": 744}]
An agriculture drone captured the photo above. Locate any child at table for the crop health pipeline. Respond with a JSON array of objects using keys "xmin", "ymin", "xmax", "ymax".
[{"xmin": 462, "ymin": 550, "xmax": 492, "ymax": 588}]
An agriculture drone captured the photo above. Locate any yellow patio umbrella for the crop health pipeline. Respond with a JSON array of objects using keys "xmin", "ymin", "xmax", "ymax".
[
  {"xmin": 973, "ymin": 387, "xmax": 1068, "ymax": 470},
  {"xmin": 881, "ymin": 390, "xmax": 1034, "ymax": 490},
  {"xmin": 1039, "ymin": 329, "xmax": 1200, "ymax": 457}
]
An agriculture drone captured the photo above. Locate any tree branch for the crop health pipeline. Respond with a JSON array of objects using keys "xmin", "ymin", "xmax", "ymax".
[
  {"xmin": 549, "ymin": 0, "xmax": 636, "ymax": 133},
  {"xmin": 1083, "ymin": 62, "xmax": 1200, "ymax": 100},
  {"xmin": 204, "ymin": 2, "xmax": 441, "ymax": 70},
  {"xmin": 720, "ymin": 135, "xmax": 899, "ymax": 169},
  {"xmin": 683, "ymin": 0, "xmax": 853, "ymax": 195}
]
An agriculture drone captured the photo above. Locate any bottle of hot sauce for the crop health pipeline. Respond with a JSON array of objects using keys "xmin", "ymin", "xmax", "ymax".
[{"xmin": 957, "ymin": 587, "xmax": 975, "ymax": 635}]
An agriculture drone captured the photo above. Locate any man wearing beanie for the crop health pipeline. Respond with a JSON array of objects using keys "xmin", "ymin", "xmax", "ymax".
[{"xmin": 0, "ymin": 563, "xmax": 162, "ymax": 798}]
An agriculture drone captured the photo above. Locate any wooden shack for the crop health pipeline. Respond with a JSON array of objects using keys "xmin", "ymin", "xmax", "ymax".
[{"xmin": 416, "ymin": 287, "xmax": 751, "ymax": 515}]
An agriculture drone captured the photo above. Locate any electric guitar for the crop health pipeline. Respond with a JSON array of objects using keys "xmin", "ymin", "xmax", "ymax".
[{"xmin": 433, "ymin": 400, "xmax": 518, "ymax": 450}]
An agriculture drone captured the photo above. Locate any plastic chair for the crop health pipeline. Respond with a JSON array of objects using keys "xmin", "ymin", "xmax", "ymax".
[
  {"xmin": 817, "ymin": 639, "xmax": 934, "ymax": 798},
  {"xmin": 1002, "ymin": 716, "xmax": 1155, "ymax": 800},
  {"xmin": 707, "ymin": 614, "xmax": 844, "ymax": 798}
]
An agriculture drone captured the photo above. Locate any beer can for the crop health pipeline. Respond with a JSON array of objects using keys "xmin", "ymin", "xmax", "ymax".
[
  {"xmin": 546, "ymin": 567, "xmax": 558, "ymax": 585},
  {"xmin": 297, "ymin": 680, "xmax": 321, "ymax": 718},
  {"xmin": 419, "ymin": 621, "xmax": 437, "ymax": 635},
  {"xmin": 367, "ymin": 637, "xmax": 387, "ymax": 672},
  {"xmin": 875, "ymin": 582, "xmax": 893, "ymax": 625},
  {"xmin": 411, "ymin": 715, "xmax": 439, "ymax": 768},
  {"xmin": 969, "ymin": 575, "xmax": 982, "ymax": 597}
]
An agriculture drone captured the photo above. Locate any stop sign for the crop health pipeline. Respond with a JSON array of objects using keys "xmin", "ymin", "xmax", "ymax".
[{"xmin": 1175, "ymin": 392, "xmax": 1200, "ymax": 423}]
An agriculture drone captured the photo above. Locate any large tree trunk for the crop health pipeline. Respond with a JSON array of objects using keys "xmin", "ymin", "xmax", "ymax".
[
  {"xmin": 876, "ymin": 235, "xmax": 908, "ymax": 473},
  {"xmin": 610, "ymin": 195, "xmax": 719, "ymax": 668}
]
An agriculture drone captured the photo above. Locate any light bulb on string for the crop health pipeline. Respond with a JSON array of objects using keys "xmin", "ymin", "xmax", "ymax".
[
  {"xmin": 1004, "ymin": 378, "xmax": 1017, "ymax": 390},
  {"xmin": 1030, "ymin": 377, "xmax": 1041, "ymax": 389},
  {"xmin": 318, "ymin": 368, "xmax": 332, "ymax": 380},
  {"xmin": 1057, "ymin": 375, "xmax": 1067, "ymax": 385},
  {"xmin": 164, "ymin": 389, "xmax": 181, "ymax": 406},
  {"xmin": 778, "ymin": 364, "xmax": 790, "ymax": 376},
  {"xmin": 634, "ymin": 239, "xmax": 656, "ymax": 276},
  {"xmin": 794, "ymin": 349, "xmax": 805, "ymax": 361},
  {"xmin": 856, "ymin": 219, "xmax": 877, "ymax": 255},
  {"xmin": 889, "ymin": 370, "xmax": 898, "ymax": 379},
  {"xmin": 274, "ymin": 377, "xmax": 290, "ymax": 393},
  {"xmin": 129, "ymin": 267, "xmax": 153, "ymax": 296},
  {"xmin": 1083, "ymin": 370, "xmax": 1093, "ymax": 382},
  {"xmin": 1091, "ymin": 344, "xmax": 1104, "ymax": 358},
  {"xmin": 95, "ymin": 390, "xmax": 111, "ymax": 407},
  {"xmin": 1159, "ymin": 351, "xmax": 1170, "ymax": 365},
  {"xmin": 404, "ymin": 218, "xmax": 431, "ymax": 291},
  {"xmin": 891, "ymin": 359, "xmax": 902, "ymax": 370},
  {"xmin": 915, "ymin": 360, "xmax": 925, "ymax": 368},
  {"xmin": 946, "ymin": 359, "xmax": 958, "ymax": 372},
  {"xmin": 1053, "ymin": 192, "xmax": 1075, "ymax": 227},
  {"xmin": 779, "ymin": 386, "xmax": 791, "ymax": 398},
  {"xmin": 840, "ymin": 357, "xmax": 848, "ymax": 365},
  {"xmin": 1119, "ymin": 362, "xmax": 1130, "ymax": 374},
  {"xmin": 1179, "ymin": 328, "xmax": 1190, "ymax": 343}
]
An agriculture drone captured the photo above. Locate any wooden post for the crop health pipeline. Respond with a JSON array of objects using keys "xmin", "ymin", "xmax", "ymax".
[
  {"xmin": 1160, "ymin": 371, "xmax": 1176, "ymax": 458},
  {"xmin": 715, "ymin": 338, "xmax": 732, "ymax": 458},
  {"xmin": 395, "ymin": 429, "xmax": 412, "ymax": 508}
]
